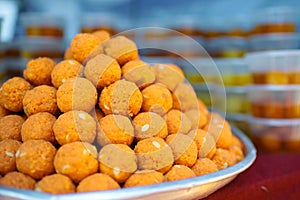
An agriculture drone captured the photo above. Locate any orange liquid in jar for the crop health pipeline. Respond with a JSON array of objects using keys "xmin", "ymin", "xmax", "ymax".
[
  {"xmin": 21, "ymin": 50, "xmax": 63, "ymax": 59},
  {"xmin": 26, "ymin": 26, "xmax": 64, "ymax": 38},
  {"xmin": 81, "ymin": 26, "xmax": 116, "ymax": 35},
  {"xmin": 175, "ymin": 28, "xmax": 204, "ymax": 37},
  {"xmin": 252, "ymin": 23, "xmax": 296, "ymax": 34},
  {"xmin": 288, "ymin": 72, "xmax": 300, "ymax": 84},
  {"xmin": 252, "ymin": 71, "xmax": 289, "ymax": 84}
]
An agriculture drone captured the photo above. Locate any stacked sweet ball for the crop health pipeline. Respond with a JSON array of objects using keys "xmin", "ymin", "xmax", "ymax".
[{"xmin": 0, "ymin": 30, "xmax": 244, "ymax": 194}]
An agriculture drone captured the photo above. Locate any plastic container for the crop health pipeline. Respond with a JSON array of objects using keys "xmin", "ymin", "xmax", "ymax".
[
  {"xmin": 140, "ymin": 56, "xmax": 177, "ymax": 66},
  {"xmin": 251, "ymin": 7, "xmax": 297, "ymax": 34},
  {"xmin": 206, "ymin": 36, "xmax": 248, "ymax": 58},
  {"xmin": 211, "ymin": 85, "xmax": 250, "ymax": 115},
  {"xmin": 1, "ymin": 40, "xmax": 21, "ymax": 59},
  {"xmin": 0, "ymin": 17, "xmax": 2, "ymax": 41},
  {"xmin": 176, "ymin": 58, "xmax": 218, "ymax": 85},
  {"xmin": 17, "ymin": 37, "xmax": 64, "ymax": 60},
  {"xmin": 215, "ymin": 59, "xmax": 252, "ymax": 86},
  {"xmin": 0, "ymin": 58, "xmax": 28, "ymax": 83},
  {"xmin": 193, "ymin": 84, "xmax": 212, "ymax": 107},
  {"xmin": 244, "ymin": 50, "xmax": 300, "ymax": 84},
  {"xmin": 80, "ymin": 12, "xmax": 118, "ymax": 35},
  {"xmin": 138, "ymin": 33, "xmax": 207, "ymax": 58},
  {"xmin": 223, "ymin": 86, "xmax": 250, "ymax": 114},
  {"xmin": 170, "ymin": 14, "xmax": 205, "ymax": 37},
  {"xmin": 193, "ymin": 84, "xmax": 249, "ymax": 115},
  {"xmin": 248, "ymin": 33, "xmax": 300, "ymax": 51},
  {"xmin": 19, "ymin": 12, "xmax": 65, "ymax": 39},
  {"xmin": 0, "ymin": 60, "xmax": 5, "ymax": 83},
  {"xmin": 226, "ymin": 114, "xmax": 250, "ymax": 136},
  {"xmin": 247, "ymin": 84, "xmax": 300, "ymax": 118},
  {"xmin": 0, "ymin": 42, "xmax": 5, "ymax": 60},
  {"xmin": 248, "ymin": 117, "xmax": 300, "ymax": 152}
]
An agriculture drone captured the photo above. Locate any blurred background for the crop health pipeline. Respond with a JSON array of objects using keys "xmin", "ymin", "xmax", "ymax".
[
  {"xmin": 1, "ymin": 0, "xmax": 300, "ymax": 149},
  {"xmin": 1, "ymin": 0, "xmax": 300, "ymax": 58}
]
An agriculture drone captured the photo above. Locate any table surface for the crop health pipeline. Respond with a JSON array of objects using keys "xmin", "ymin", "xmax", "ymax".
[{"xmin": 205, "ymin": 150, "xmax": 300, "ymax": 200}]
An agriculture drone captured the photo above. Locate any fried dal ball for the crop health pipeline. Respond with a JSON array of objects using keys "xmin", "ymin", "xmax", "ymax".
[
  {"xmin": 93, "ymin": 108, "xmax": 105, "ymax": 122},
  {"xmin": 153, "ymin": 64, "xmax": 184, "ymax": 91},
  {"xmin": 229, "ymin": 144, "xmax": 244, "ymax": 162},
  {"xmin": 124, "ymin": 170, "xmax": 164, "ymax": 188},
  {"xmin": 23, "ymin": 85, "xmax": 58, "ymax": 116},
  {"xmin": 191, "ymin": 158, "xmax": 218, "ymax": 176},
  {"xmin": 172, "ymin": 83, "xmax": 198, "ymax": 112},
  {"xmin": 99, "ymin": 79, "xmax": 142, "ymax": 117},
  {"xmin": 134, "ymin": 137, "xmax": 174, "ymax": 173},
  {"xmin": 141, "ymin": 84, "xmax": 173, "ymax": 116},
  {"xmin": 0, "ymin": 171, "xmax": 36, "ymax": 190},
  {"xmin": 0, "ymin": 139, "xmax": 22, "ymax": 175},
  {"xmin": 23, "ymin": 57, "xmax": 56, "ymax": 86},
  {"xmin": 36, "ymin": 174, "xmax": 75, "ymax": 194},
  {"xmin": 0, "ymin": 105, "xmax": 10, "ymax": 118},
  {"xmin": 56, "ymin": 77, "xmax": 97, "ymax": 113},
  {"xmin": 102, "ymin": 36, "xmax": 139, "ymax": 65},
  {"xmin": 231, "ymin": 135, "xmax": 243, "ymax": 149},
  {"xmin": 188, "ymin": 99, "xmax": 210, "ymax": 129},
  {"xmin": 212, "ymin": 148, "xmax": 237, "ymax": 170},
  {"xmin": 185, "ymin": 109, "xmax": 208, "ymax": 129},
  {"xmin": 165, "ymin": 134, "xmax": 198, "ymax": 167},
  {"xmin": 64, "ymin": 47, "xmax": 73, "ymax": 60},
  {"xmin": 83, "ymin": 31, "xmax": 110, "ymax": 63},
  {"xmin": 16, "ymin": 140, "xmax": 56, "ymax": 179},
  {"xmin": 70, "ymin": 33, "xmax": 100, "ymax": 63},
  {"xmin": 97, "ymin": 114, "xmax": 134, "ymax": 147},
  {"xmin": 21, "ymin": 112, "xmax": 56, "ymax": 143},
  {"xmin": 54, "ymin": 142, "xmax": 98, "ymax": 183},
  {"xmin": 0, "ymin": 77, "xmax": 31, "ymax": 112},
  {"xmin": 77, "ymin": 173, "xmax": 120, "ymax": 192},
  {"xmin": 198, "ymin": 99, "xmax": 209, "ymax": 117},
  {"xmin": 51, "ymin": 59, "xmax": 84, "ymax": 88},
  {"xmin": 99, "ymin": 144, "xmax": 137, "ymax": 183},
  {"xmin": 122, "ymin": 60, "xmax": 155, "ymax": 89},
  {"xmin": 133, "ymin": 112, "xmax": 168, "ymax": 140},
  {"xmin": 165, "ymin": 109, "xmax": 192, "ymax": 135},
  {"xmin": 84, "ymin": 45, "xmax": 104, "ymax": 64},
  {"xmin": 53, "ymin": 110, "xmax": 96, "ymax": 145},
  {"xmin": 92, "ymin": 30, "xmax": 110, "ymax": 42},
  {"xmin": 165, "ymin": 165, "xmax": 196, "ymax": 182},
  {"xmin": 0, "ymin": 115, "xmax": 24, "ymax": 141},
  {"xmin": 188, "ymin": 129, "xmax": 217, "ymax": 159},
  {"xmin": 204, "ymin": 113, "xmax": 232, "ymax": 149},
  {"xmin": 229, "ymin": 135, "xmax": 244, "ymax": 162},
  {"xmin": 84, "ymin": 54, "xmax": 121, "ymax": 90}
]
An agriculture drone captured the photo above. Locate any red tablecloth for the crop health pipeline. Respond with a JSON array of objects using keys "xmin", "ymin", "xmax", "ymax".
[{"xmin": 206, "ymin": 151, "xmax": 300, "ymax": 200}]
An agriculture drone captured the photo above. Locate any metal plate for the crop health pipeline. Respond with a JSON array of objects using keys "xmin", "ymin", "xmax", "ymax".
[{"xmin": 0, "ymin": 125, "xmax": 256, "ymax": 200}]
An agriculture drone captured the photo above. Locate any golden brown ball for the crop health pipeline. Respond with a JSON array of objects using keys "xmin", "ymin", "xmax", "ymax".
[
  {"xmin": 0, "ymin": 77, "xmax": 31, "ymax": 112},
  {"xmin": 99, "ymin": 79, "xmax": 142, "ymax": 117},
  {"xmin": 23, "ymin": 57, "xmax": 56, "ymax": 86},
  {"xmin": 23, "ymin": 85, "xmax": 58, "ymax": 116},
  {"xmin": 56, "ymin": 77, "xmax": 97, "ymax": 113},
  {"xmin": 16, "ymin": 140, "xmax": 56, "ymax": 179},
  {"xmin": 36, "ymin": 174, "xmax": 75, "ymax": 194}
]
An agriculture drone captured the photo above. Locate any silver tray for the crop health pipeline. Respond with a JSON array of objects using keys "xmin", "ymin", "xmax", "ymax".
[{"xmin": 0, "ymin": 125, "xmax": 256, "ymax": 200}]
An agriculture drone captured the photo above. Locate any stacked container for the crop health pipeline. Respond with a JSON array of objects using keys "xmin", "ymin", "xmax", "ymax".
[
  {"xmin": 244, "ymin": 50, "xmax": 300, "ymax": 152},
  {"xmin": 17, "ymin": 12, "xmax": 65, "ymax": 61},
  {"xmin": 212, "ymin": 59, "xmax": 252, "ymax": 134},
  {"xmin": 249, "ymin": 7, "xmax": 300, "ymax": 52},
  {"xmin": 175, "ymin": 57, "xmax": 252, "ymax": 135}
]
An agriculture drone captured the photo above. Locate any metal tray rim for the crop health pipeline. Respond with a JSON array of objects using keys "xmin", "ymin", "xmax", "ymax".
[{"xmin": 0, "ymin": 125, "xmax": 256, "ymax": 200}]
